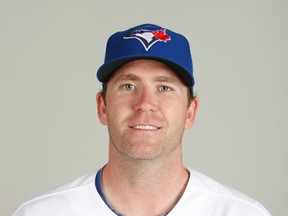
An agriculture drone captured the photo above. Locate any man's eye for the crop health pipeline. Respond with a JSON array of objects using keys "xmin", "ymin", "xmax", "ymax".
[
  {"xmin": 159, "ymin": 86, "xmax": 172, "ymax": 92},
  {"xmin": 123, "ymin": 84, "xmax": 135, "ymax": 91}
]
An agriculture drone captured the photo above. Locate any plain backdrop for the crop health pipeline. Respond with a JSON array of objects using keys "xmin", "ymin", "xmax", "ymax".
[{"xmin": 1, "ymin": 0, "xmax": 287, "ymax": 215}]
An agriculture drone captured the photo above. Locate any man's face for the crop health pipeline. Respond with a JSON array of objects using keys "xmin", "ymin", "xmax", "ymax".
[{"xmin": 97, "ymin": 59, "xmax": 198, "ymax": 161}]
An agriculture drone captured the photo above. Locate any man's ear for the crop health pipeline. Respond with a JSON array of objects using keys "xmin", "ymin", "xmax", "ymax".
[
  {"xmin": 185, "ymin": 97, "xmax": 199, "ymax": 129},
  {"xmin": 96, "ymin": 92, "xmax": 108, "ymax": 125}
]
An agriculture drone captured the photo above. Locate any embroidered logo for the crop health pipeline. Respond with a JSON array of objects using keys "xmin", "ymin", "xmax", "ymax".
[{"xmin": 124, "ymin": 25, "xmax": 171, "ymax": 51}]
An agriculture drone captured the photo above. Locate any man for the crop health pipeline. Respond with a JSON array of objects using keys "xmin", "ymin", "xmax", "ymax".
[{"xmin": 13, "ymin": 24, "xmax": 272, "ymax": 216}]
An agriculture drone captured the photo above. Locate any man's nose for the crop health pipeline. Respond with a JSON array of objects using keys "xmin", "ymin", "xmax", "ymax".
[{"xmin": 133, "ymin": 88, "xmax": 157, "ymax": 112}]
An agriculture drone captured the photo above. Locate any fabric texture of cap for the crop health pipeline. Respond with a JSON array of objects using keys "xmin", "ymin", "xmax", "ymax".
[{"xmin": 96, "ymin": 24, "xmax": 194, "ymax": 88}]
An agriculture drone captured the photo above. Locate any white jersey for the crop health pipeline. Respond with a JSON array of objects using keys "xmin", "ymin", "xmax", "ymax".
[{"xmin": 13, "ymin": 169, "xmax": 272, "ymax": 216}]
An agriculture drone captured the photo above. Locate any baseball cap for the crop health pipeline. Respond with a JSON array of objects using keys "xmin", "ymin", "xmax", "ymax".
[{"xmin": 96, "ymin": 24, "xmax": 194, "ymax": 88}]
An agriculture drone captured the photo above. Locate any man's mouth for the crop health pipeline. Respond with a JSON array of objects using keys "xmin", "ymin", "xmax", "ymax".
[{"xmin": 130, "ymin": 125, "xmax": 160, "ymax": 130}]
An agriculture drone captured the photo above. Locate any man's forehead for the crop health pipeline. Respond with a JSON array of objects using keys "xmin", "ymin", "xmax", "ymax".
[
  {"xmin": 117, "ymin": 59, "xmax": 173, "ymax": 70},
  {"xmin": 111, "ymin": 59, "xmax": 183, "ymax": 82}
]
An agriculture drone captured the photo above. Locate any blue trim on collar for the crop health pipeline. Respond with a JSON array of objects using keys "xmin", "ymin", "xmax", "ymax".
[{"xmin": 95, "ymin": 167, "xmax": 123, "ymax": 216}]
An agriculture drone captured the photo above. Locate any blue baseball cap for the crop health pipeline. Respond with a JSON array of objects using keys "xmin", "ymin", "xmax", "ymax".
[{"xmin": 96, "ymin": 24, "xmax": 194, "ymax": 88}]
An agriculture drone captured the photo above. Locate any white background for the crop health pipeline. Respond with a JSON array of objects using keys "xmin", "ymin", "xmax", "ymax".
[{"xmin": 1, "ymin": 0, "xmax": 287, "ymax": 215}]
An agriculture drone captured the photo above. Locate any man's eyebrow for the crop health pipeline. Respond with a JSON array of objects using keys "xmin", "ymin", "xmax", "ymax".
[
  {"xmin": 114, "ymin": 74, "xmax": 180, "ymax": 84},
  {"xmin": 114, "ymin": 74, "xmax": 141, "ymax": 82},
  {"xmin": 153, "ymin": 75, "xmax": 179, "ymax": 83}
]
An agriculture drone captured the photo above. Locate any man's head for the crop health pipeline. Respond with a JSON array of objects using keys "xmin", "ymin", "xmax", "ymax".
[
  {"xmin": 95, "ymin": 24, "xmax": 199, "ymax": 160},
  {"xmin": 96, "ymin": 23, "xmax": 195, "ymax": 93},
  {"xmin": 96, "ymin": 59, "xmax": 198, "ymax": 160}
]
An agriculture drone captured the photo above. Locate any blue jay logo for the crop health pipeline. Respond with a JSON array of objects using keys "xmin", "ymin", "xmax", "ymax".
[{"xmin": 124, "ymin": 25, "xmax": 171, "ymax": 51}]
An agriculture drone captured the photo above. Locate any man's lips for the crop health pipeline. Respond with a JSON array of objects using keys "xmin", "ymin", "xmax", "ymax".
[{"xmin": 129, "ymin": 125, "xmax": 160, "ymax": 130}]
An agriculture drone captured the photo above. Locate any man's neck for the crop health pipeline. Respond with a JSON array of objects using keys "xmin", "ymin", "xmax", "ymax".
[{"xmin": 101, "ymin": 150, "xmax": 189, "ymax": 216}]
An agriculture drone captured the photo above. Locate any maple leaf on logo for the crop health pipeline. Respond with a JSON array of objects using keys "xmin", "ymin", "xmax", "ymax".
[{"xmin": 152, "ymin": 30, "xmax": 171, "ymax": 41}]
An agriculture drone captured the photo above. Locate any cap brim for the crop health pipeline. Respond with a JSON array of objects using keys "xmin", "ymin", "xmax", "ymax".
[{"xmin": 97, "ymin": 57, "xmax": 193, "ymax": 87}]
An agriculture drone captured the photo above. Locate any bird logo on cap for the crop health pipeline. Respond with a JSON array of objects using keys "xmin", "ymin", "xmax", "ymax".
[{"xmin": 124, "ymin": 25, "xmax": 171, "ymax": 51}]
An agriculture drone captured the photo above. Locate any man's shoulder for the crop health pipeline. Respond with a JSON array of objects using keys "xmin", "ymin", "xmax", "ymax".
[
  {"xmin": 183, "ymin": 169, "xmax": 271, "ymax": 216},
  {"xmin": 12, "ymin": 171, "xmax": 98, "ymax": 216},
  {"xmin": 31, "ymin": 170, "xmax": 97, "ymax": 201}
]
